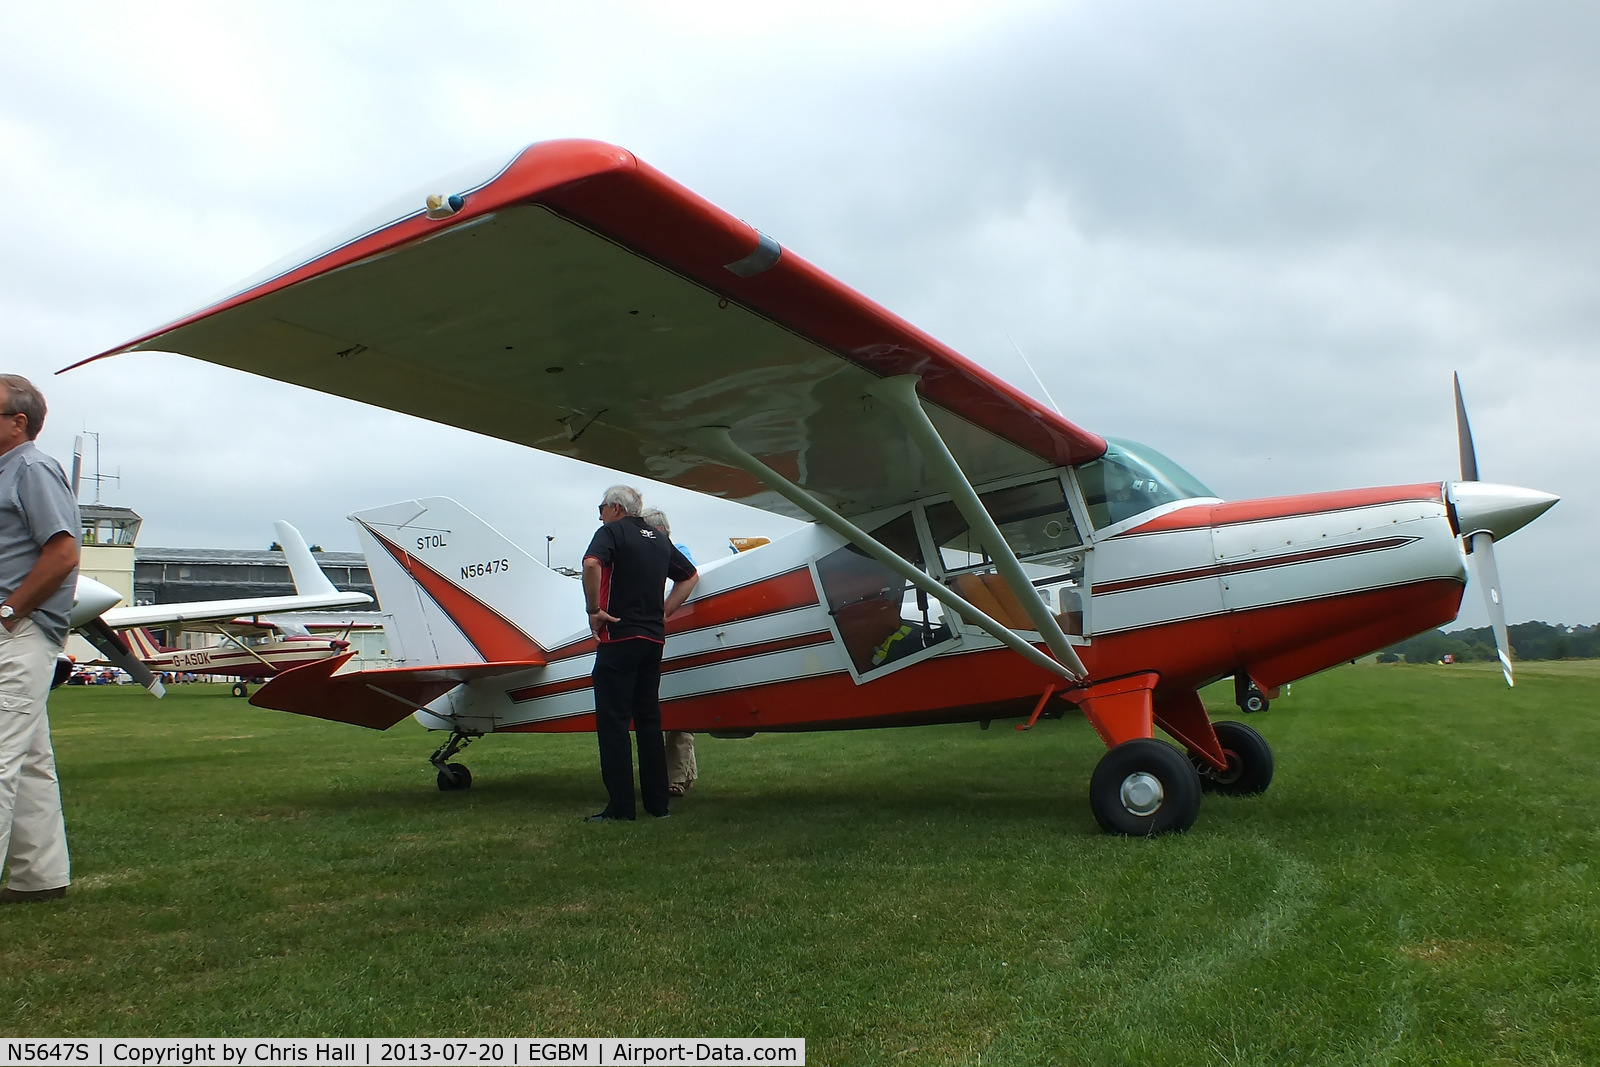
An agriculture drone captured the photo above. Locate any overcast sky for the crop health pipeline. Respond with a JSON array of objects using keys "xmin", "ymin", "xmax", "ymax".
[{"xmin": 3, "ymin": 0, "xmax": 1592, "ymax": 626}]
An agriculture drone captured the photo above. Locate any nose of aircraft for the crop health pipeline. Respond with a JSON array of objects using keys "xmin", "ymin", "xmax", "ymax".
[{"xmin": 1448, "ymin": 481, "xmax": 1560, "ymax": 542}]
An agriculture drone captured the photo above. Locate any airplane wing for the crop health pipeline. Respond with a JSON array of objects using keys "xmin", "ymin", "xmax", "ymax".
[
  {"xmin": 100, "ymin": 520, "xmax": 372, "ymax": 631},
  {"xmin": 101, "ymin": 591, "xmax": 371, "ymax": 630},
  {"xmin": 71, "ymin": 140, "xmax": 1105, "ymax": 519}
]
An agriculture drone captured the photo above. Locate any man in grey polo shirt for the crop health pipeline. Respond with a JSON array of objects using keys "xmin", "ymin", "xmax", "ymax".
[{"xmin": 0, "ymin": 375, "xmax": 80, "ymax": 903}]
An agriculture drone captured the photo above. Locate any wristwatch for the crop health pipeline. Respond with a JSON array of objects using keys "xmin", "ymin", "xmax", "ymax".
[{"xmin": 0, "ymin": 605, "xmax": 14, "ymax": 620}]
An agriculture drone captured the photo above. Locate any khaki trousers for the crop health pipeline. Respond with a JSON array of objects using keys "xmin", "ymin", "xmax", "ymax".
[
  {"xmin": 666, "ymin": 731, "xmax": 697, "ymax": 789},
  {"xmin": 0, "ymin": 618, "xmax": 69, "ymax": 891}
]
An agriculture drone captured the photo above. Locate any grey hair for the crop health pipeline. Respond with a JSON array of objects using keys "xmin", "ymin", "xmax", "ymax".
[
  {"xmin": 602, "ymin": 485, "xmax": 643, "ymax": 516},
  {"xmin": 0, "ymin": 375, "xmax": 46, "ymax": 440},
  {"xmin": 640, "ymin": 507, "xmax": 670, "ymax": 537}
]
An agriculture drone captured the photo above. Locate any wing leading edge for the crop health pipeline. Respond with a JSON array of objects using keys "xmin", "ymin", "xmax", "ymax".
[{"xmin": 73, "ymin": 140, "xmax": 1105, "ymax": 518}]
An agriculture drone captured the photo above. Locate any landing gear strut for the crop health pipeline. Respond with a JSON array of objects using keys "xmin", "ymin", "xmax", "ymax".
[
  {"xmin": 431, "ymin": 730, "xmax": 480, "ymax": 791},
  {"xmin": 1234, "ymin": 673, "xmax": 1269, "ymax": 714}
]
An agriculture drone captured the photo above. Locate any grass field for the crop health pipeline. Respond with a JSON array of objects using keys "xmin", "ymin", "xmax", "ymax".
[{"xmin": 3, "ymin": 662, "xmax": 1598, "ymax": 1064}]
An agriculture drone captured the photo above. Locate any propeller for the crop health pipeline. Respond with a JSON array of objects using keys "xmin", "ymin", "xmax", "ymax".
[
  {"xmin": 80, "ymin": 617, "xmax": 166, "ymax": 697},
  {"xmin": 1447, "ymin": 373, "xmax": 1558, "ymax": 687}
]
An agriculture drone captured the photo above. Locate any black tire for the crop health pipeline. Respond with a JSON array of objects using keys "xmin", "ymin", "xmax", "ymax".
[
  {"xmin": 1089, "ymin": 738, "xmax": 1202, "ymax": 835},
  {"xmin": 231, "ymin": 682, "xmax": 249, "ymax": 698},
  {"xmin": 1241, "ymin": 689, "xmax": 1269, "ymax": 714},
  {"xmin": 1193, "ymin": 720, "xmax": 1274, "ymax": 796},
  {"xmin": 436, "ymin": 763, "xmax": 472, "ymax": 791}
]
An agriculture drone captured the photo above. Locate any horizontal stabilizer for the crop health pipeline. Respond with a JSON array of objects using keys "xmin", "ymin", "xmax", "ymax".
[{"xmin": 249, "ymin": 653, "xmax": 545, "ymax": 730}]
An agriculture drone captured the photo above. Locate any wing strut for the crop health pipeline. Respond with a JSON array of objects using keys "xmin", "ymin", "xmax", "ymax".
[
  {"xmin": 865, "ymin": 375, "xmax": 1089, "ymax": 680},
  {"xmin": 687, "ymin": 427, "xmax": 1079, "ymax": 682}
]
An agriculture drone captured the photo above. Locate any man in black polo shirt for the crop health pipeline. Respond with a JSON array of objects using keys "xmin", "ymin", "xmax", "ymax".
[{"xmin": 582, "ymin": 485, "xmax": 698, "ymax": 821}]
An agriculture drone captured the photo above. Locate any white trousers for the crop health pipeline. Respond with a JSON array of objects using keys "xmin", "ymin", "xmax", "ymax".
[{"xmin": 0, "ymin": 618, "xmax": 69, "ymax": 891}]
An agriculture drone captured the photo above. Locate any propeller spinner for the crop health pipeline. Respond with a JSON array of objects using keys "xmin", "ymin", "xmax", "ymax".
[{"xmin": 1445, "ymin": 373, "xmax": 1559, "ymax": 686}]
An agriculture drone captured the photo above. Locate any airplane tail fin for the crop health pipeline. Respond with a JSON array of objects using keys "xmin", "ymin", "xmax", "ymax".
[
  {"xmin": 350, "ymin": 497, "xmax": 582, "ymax": 668},
  {"xmin": 275, "ymin": 520, "xmax": 338, "ymax": 596},
  {"xmin": 124, "ymin": 627, "xmax": 166, "ymax": 659}
]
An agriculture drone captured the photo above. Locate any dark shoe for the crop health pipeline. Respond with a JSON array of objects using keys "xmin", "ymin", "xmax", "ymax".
[
  {"xmin": 647, "ymin": 810, "xmax": 671, "ymax": 819},
  {"xmin": 0, "ymin": 886, "xmax": 67, "ymax": 903},
  {"xmin": 584, "ymin": 812, "xmax": 634, "ymax": 822}
]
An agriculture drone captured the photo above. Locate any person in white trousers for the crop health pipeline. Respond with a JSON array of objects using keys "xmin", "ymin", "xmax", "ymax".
[{"xmin": 0, "ymin": 375, "xmax": 80, "ymax": 903}]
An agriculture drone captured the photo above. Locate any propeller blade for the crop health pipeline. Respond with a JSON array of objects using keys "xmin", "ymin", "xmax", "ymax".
[
  {"xmin": 1453, "ymin": 372, "xmax": 1479, "ymax": 482},
  {"xmin": 81, "ymin": 617, "xmax": 166, "ymax": 697},
  {"xmin": 1465, "ymin": 531, "xmax": 1513, "ymax": 687}
]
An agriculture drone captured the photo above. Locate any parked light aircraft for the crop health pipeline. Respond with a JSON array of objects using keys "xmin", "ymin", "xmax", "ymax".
[
  {"xmin": 69, "ymin": 141, "xmax": 1557, "ymax": 832},
  {"xmin": 120, "ymin": 625, "xmax": 353, "ymax": 699},
  {"xmin": 67, "ymin": 521, "xmax": 371, "ymax": 696}
]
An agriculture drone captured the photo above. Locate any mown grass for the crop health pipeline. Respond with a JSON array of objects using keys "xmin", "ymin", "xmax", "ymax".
[{"xmin": 2, "ymin": 662, "xmax": 1598, "ymax": 1064}]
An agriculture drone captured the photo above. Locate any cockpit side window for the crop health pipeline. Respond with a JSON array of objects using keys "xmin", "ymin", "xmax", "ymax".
[
  {"xmin": 925, "ymin": 476, "xmax": 1083, "ymax": 573},
  {"xmin": 1076, "ymin": 439, "xmax": 1216, "ymax": 529}
]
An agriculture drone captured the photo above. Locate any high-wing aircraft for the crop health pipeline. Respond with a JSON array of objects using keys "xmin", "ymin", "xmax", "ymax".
[
  {"xmin": 69, "ymin": 140, "xmax": 1557, "ymax": 833},
  {"xmin": 66, "ymin": 520, "xmax": 372, "ymax": 696},
  {"xmin": 118, "ymin": 625, "xmax": 353, "ymax": 699}
]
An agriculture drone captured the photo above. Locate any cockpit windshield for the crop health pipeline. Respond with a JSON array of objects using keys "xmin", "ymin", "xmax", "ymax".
[{"xmin": 1076, "ymin": 439, "xmax": 1216, "ymax": 529}]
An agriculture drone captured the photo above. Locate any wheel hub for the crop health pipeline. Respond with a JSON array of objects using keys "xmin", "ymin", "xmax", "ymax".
[{"xmin": 1119, "ymin": 772, "xmax": 1164, "ymax": 816}]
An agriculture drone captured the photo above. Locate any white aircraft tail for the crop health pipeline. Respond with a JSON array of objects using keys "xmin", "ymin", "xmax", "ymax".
[
  {"xmin": 125, "ymin": 627, "xmax": 166, "ymax": 659},
  {"xmin": 275, "ymin": 520, "xmax": 338, "ymax": 596},
  {"xmin": 350, "ymin": 497, "xmax": 581, "ymax": 668}
]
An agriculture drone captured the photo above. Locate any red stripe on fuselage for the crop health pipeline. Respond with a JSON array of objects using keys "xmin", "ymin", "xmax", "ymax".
[
  {"xmin": 541, "ymin": 566, "xmax": 821, "ymax": 663},
  {"xmin": 1093, "ymin": 535, "xmax": 1420, "ymax": 596},
  {"xmin": 363, "ymin": 525, "xmax": 546, "ymax": 663},
  {"xmin": 1124, "ymin": 483, "xmax": 1446, "ymax": 535},
  {"xmin": 506, "ymin": 629, "xmax": 835, "ymax": 704}
]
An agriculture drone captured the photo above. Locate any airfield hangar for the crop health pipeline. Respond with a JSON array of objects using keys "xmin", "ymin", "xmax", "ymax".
[{"xmin": 133, "ymin": 545, "xmax": 375, "ymax": 605}]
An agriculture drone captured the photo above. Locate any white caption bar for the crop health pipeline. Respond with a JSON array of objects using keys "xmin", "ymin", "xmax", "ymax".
[{"xmin": 0, "ymin": 1039, "xmax": 805, "ymax": 1066}]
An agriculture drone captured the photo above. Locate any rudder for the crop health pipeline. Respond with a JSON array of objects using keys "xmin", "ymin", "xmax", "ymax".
[{"xmin": 351, "ymin": 497, "xmax": 583, "ymax": 667}]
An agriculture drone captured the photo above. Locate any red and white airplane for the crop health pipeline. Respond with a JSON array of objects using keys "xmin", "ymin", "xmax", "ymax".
[
  {"xmin": 119, "ymin": 626, "xmax": 353, "ymax": 699},
  {"xmin": 71, "ymin": 141, "xmax": 1557, "ymax": 833},
  {"xmin": 66, "ymin": 521, "xmax": 371, "ymax": 696}
]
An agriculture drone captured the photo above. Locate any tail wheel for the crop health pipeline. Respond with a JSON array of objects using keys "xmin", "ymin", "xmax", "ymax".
[
  {"xmin": 1089, "ymin": 738, "xmax": 1202, "ymax": 835},
  {"xmin": 436, "ymin": 763, "xmax": 472, "ymax": 791},
  {"xmin": 1193, "ymin": 720, "xmax": 1274, "ymax": 796}
]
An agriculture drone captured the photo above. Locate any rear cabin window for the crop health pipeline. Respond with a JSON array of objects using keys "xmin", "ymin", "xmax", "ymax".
[{"xmin": 813, "ymin": 511, "xmax": 952, "ymax": 676}]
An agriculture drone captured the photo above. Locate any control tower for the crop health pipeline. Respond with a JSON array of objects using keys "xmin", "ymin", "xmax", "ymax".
[{"xmin": 78, "ymin": 503, "xmax": 141, "ymax": 608}]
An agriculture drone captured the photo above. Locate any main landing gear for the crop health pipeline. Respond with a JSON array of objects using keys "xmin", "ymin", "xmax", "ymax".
[
  {"xmin": 231, "ymin": 682, "xmax": 249, "ymax": 698},
  {"xmin": 1089, "ymin": 739, "xmax": 1202, "ymax": 835},
  {"xmin": 431, "ymin": 730, "xmax": 480, "ymax": 791},
  {"xmin": 1087, "ymin": 724, "xmax": 1276, "ymax": 834},
  {"xmin": 1191, "ymin": 721, "xmax": 1274, "ymax": 795}
]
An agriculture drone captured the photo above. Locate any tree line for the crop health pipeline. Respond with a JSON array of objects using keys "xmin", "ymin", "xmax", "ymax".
[{"xmin": 1381, "ymin": 622, "xmax": 1600, "ymax": 664}]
